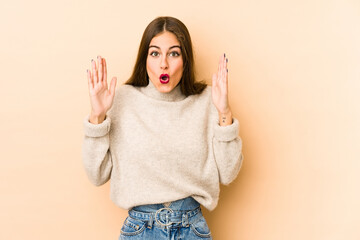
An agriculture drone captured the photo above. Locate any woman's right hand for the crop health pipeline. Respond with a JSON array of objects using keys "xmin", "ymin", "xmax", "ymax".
[{"xmin": 87, "ymin": 55, "xmax": 117, "ymax": 124}]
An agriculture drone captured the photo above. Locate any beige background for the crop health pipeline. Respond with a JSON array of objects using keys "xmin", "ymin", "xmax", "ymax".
[{"xmin": 1, "ymin": 0, "xmax": 359, "ymax": 239}]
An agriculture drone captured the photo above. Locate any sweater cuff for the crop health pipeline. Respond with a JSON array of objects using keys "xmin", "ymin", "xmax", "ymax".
[
  {"xmin": 83, "ymin": 114, "xmax": 111, "ymax": 137},
  {"xmin": 214, "ymin": 118, "xmax": 239, "ymax": 142}
]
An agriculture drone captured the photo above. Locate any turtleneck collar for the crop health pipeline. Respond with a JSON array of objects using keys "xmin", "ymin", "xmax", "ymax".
[{"xmin": 139, "ymin": 80, "xmax": 186, "ymax": 102}]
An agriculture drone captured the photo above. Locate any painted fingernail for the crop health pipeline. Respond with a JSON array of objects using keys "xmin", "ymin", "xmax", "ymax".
[
  {"xmin": 91, "ymin": 59, "xmax": 94, "ymax": 62},
  {"xmin": 224, "ymin": 53, "xmax": 226, "ymax": 57},
  {"xmin": 227, "ymin": 69, "xmax": 228, "ymax": 72},
  {"xmin": 86, "ymin": 69, "xmax": 88, "ymax": 73},
  {"xmin": 226, "ymin": 58, "xmax": 228, "ymax": 62}
]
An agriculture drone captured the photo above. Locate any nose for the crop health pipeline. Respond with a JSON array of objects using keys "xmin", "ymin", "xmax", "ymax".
[{"xmin": 160, "ymin": 55, "xmax": 168, "ymax": 69}]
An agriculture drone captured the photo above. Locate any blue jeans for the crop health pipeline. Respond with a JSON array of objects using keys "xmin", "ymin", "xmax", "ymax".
[{"xmin": 118, "ymin": 197, "xmax": 212, "ymax": 239}]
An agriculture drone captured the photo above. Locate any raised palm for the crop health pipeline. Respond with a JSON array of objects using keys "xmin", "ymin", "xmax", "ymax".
[
  {"xmin": 212, "ymin": 54, "xmax": 230, "ymax": 114},
  {"xmin": 87, "ymin": 56, "xmax": 117, "ymax": 122}
]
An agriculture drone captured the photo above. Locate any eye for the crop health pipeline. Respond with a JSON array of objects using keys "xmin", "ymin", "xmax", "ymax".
[
  {"xmin": 169, "ymin": 51, "xmax": 180, "ymax": 57},
  {"xmin": 150, "ymin": 51, "xmax": 160, "ymax": 57}
]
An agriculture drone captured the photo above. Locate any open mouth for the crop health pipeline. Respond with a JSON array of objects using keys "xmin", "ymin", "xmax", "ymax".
[{"xmin": 159, "ymin": 74, "xmax": 170, "ymax": 84}]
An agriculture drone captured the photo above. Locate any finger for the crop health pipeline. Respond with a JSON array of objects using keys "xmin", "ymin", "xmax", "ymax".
[
  {"xmin": 222, "ymin": 55, "xmax": 227, "ymax": 83},
  {"xmin": 92, "ymin": 59, "xmax": 99, "ymax": 84},
  {"xmin": 87, "ymin": 69, "xmax": 94, "ymax": 91},
  {"xmin": 103, "ymin": 58, "xmax": 107, "ymax": 84},
  {"xmin": 223, "ymin": 56, "xmax": 229, "ymax": 92},
  {"xmin": 220, "ymin": 54, "xmax": 225, "ymax": 82},
  {"xmin": 98, "ymin": 55, "xmax": 103, "ymax": 83},
  {"xmin": 225, "ymin": 57, "xmax": 229, "ymax": 83},
  {"xmin": 217, "ymin": 55, "xmax": 222, "ymax": 80},
  {"xmin": 90, "ymin": 63, "xmax": 94, "ymax": 88},
  {"xmin": 215, "ymin": 54, "xmax": 226, "ymax": 87},
  {"xmin": 109, "ymin": 77, "xmax": 117, "ymax": 97}
]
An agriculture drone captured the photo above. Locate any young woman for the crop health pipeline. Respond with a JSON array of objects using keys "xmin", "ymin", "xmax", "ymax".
[{"xmin": 83, "ymin": 16, "xmax": 243, "ymax": 240}]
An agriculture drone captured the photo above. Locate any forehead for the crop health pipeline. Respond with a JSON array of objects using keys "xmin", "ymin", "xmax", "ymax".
[{"xmin": 149, "ymin": 31, "xmax": 180, "ymax": 48}]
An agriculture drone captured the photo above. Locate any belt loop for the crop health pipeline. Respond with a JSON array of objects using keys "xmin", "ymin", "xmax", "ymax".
[
  {"xmin": 147, "ymin": 213, "xmax": 153, "ymax": 229},
  {"xmin": 182, "ymin": 211, "xmax": 189, "ymax": 227}
]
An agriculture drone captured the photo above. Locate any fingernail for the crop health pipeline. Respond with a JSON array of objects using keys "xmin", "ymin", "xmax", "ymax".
[
  {"xmin": 86, "ymin": 69, "xmax": 88, "ymax": 73},
  {"xmin": 97, "ymin": 55, "xmax": 101, "ymax": 59},
  {"xmin": 227, "ymin": 69, "xmax": 228, "ymax": 72},
  {"xmin": 226, "ymin": 58, "xmax": 228, "ymax": 63},
  {"xmin": 224, "ymin": 53, "xmax": 226, "ymax": 58},
  {"xmin": 91, "ymin": 59, "xmax": 94, "ymax": 62}
]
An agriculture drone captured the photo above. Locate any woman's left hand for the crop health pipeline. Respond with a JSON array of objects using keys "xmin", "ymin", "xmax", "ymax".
[{"xmin": 212, "ymin": 54, "xmax": 233, "ymax": 126}]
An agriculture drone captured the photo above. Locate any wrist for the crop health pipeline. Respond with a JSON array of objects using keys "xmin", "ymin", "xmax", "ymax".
[
  {"xmin": 218, "ymin": 110, "xmax": 233, "ymax": 126},
  {"xmin": 89, "ymin": 112, "xmax": 106, "ymax": 124}
]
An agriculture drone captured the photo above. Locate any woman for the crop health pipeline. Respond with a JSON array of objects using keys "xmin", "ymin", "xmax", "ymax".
[{"xmin": 83, "ymin": 16, "xmax": 243, "ymax": 239}]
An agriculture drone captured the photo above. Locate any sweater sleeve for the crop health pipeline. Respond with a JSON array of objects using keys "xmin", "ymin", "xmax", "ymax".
[
  {"xmin": 212, "ymin": 117, "xmax": 244, "ymax": 186},
  {"xmin": 82, "ymin": 114, "xmax": 112, "ymax": 186}
]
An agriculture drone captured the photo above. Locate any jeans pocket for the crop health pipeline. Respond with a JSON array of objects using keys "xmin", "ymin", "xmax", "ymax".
[
  {"xmin": 190, "ymin": 216, "xmax": 212, "ymax": 238},
  {"xmin": 120, "ymin": 216, "xmax": 147, "ymax": 236}
]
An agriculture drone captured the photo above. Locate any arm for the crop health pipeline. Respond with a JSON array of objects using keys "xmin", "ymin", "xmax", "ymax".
[
  {"xmin": 212, "ymin": 116, "xmax": 243, "ymax": 185},
  {"xmin": 212, "ymin": 53, "xmax": 243, "ymax": 185},
  {"xmin": 82, "ymin": 114, "xmax": 112, "ymax": 186},
  {"xmin": 82, "ymin": 56, "xmax": 117, "ymax": 186}
]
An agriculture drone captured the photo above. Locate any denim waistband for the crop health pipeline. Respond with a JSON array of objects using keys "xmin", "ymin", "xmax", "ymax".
[
  {"xmin": 131, "ymin": 197, "xmax": 200, "ymax": 212},
  {"xmin": 128, "ymin": 197, "xmax": 201, "ymax": 228}
]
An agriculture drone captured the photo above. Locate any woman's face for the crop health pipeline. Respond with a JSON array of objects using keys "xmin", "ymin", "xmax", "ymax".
[{"xmin": 146, "ymin": 31, "xmax": 183, "ymax": 93}]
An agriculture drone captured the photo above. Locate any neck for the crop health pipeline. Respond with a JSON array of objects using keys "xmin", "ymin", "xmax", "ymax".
[{"xmin": 139, "ymin": 80, "xmax": 186, "ymax": 102}]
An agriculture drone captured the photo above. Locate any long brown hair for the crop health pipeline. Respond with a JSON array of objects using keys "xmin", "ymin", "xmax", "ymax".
[{"xmin": 126, "ymin": 16, "xmax": 206, "ymax": 96}]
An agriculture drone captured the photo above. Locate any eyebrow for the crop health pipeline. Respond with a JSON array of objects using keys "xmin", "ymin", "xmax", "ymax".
[{"xmin": 148, "ymin": 45, "xmax": 181, "ymax": 50}]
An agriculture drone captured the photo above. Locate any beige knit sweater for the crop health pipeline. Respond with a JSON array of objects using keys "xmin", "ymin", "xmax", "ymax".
[{"xmin": 82, "ymin": 81, "xmax": 243, "ymax": 211}]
